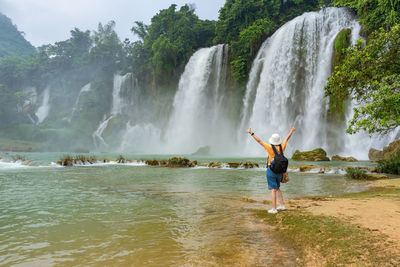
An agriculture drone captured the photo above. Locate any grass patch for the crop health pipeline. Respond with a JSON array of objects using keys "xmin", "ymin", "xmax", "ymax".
[
  {"xmin": 11, "ymin": 154, "xmax": 27, "ymax": 162},
  {"xmin": 256, "ymin": 209, "xmax": 398, "ymax": 266},
  {"xmin": 334, "ymin": 186, "xmax": 400, "ymax": 200}
]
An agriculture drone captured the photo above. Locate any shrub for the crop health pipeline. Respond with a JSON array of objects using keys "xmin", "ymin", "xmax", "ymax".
[
  {"xmin": 117, "ymin": 155, "xmax": 126, "ymax": 163},
  {"xmin": 345, "ymin": 167, "xmax": 367, "ymax": 179},
  {"xmin": 168, "ymin": 157, "xmax": 190, "ymax": 167},
  {"xmin": 11, "ymin": 155, "xmax": 26, "ymax": 162},
  {"xmin": 377, "ymin": 153, "xmax": 400, "ymax": 175}
]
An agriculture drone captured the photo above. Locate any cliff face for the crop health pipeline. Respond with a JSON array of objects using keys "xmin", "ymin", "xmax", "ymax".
[{"xmin": 0, "ymin": 13, "xmax": 36, "ymax": 59}]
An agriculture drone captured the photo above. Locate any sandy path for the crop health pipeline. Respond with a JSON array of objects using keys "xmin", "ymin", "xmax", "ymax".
[{"xmin": 294, "ymin": 178, "xmax": 400, "ymax": 248}]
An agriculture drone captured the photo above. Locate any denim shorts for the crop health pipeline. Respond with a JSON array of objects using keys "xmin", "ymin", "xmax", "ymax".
[{"xmin": 266, "ymin": 166, "xmax": 282, "ymax": 190}]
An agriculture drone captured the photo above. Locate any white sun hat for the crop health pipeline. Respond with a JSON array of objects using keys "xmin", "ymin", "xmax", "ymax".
[{"xmin": 269, "ymin": 133, "xmax": 281, "ymax": 145}]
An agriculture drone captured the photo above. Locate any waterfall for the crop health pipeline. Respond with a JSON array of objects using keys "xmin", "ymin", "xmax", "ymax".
[
  {"xmin": 164, "ymin": 44, "xmax": 232, "ymax": 154},
  {"xmin": 69, "ymin": 83, "xmax": 91, "ymax": 122},
  {"xmin": 35, "ymin": 86, "xmax": 51, "ymax": 124},
  {"xmin": 92, "ymin": 73, "xmax": 134, "ymax": 150},
  {"xmin": 240, "ymin": 7, "xmax": 367, "ymax": 157},
  {"xmin": 70, "ymin": 83, "xmax": 91, "ymax": 119},
  {"xmin": 92, "ymin": 115, "xmax": 114, "ymax": 149},
  {"xmin": 111, "ymin": 73, "xmax": 132, "ymax": 115}
]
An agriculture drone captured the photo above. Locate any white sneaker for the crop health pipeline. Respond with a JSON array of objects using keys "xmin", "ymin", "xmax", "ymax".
[
  {"xmin": 268, "ymin": 208, "xmax": 278, "ymax": 214},
  {"xmin": 277, "ymin": 205, "xmax": 286, "ymax": 211}
]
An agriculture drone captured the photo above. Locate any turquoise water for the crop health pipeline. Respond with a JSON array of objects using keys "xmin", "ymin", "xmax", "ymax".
[{"xmin": 0, "ymin": 153, "xmax": 372, "ymax": 266}]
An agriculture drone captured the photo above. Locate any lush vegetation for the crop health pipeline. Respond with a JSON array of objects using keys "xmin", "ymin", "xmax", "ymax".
[
  {"xmin": 0, "ymin": 20, "xmax": 128, "ymax": 150},
  {"xmin": 129, "ymin": 4, "xmax": 215, "ymax": 88},
  {"xmin": 345, "ymin": 167, "xmax": 368, "ymax": 179},
  {"xmin": 325, "ymin": 25, "xmax": 400, "ymax": 134},
  {"xmin": 0, "ymin": 13, "xmax": 36, "ymax": 59},
  {"xmin": 377, "ymin": 152, "xmax": 400, "ymax": 174},
  {"xmin": 332, "ymin": 0, "xmax": 400, "ymax": 34}
]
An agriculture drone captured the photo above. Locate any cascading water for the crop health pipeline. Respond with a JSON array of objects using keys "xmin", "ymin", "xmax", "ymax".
[
  {"xmin": 164, "ymin": 44, "xmax": 233, "ymax": 154},
  {"xmin": 92, "ymin": 115, "xmax": 113, "ymax": 149},
  {"xmin": 35, "ymin": 86, "xmax": 51, "ymax": 124},
  {"xmin": 70, "ymin": 83, "xmax": 91, "ymax": 121},
  {"xmin": 240, "ymin": 7, "xmax": 369, "ymax": 157},
  {"xmin": 92, "ymin": 74, "xmax": 131, "ymax": 149},
  {"xmin": 111, "ymin": 73, "xmax": 131, "ymax": 115}
]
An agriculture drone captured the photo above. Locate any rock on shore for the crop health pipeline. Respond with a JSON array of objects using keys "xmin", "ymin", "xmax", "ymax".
[
  {"xmin": 291, "ymin": 148, "xmax": 330, "ymax": 161},
  {"xmin": 369, "ymin": 139, "xmax": 400, "ymax": 160},
  {"xmin": 331, "ymin": 155, "xmax": 358, "ymax": 162}
]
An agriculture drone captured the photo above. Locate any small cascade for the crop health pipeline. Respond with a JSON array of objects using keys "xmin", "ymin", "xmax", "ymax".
[
  {"xmin": 111, "ymin": 73, "xmax": 132, "ymax": 115},
  {"xmin": 35, "ymin": 86, "xmax": 51, "ymax": 124},
  {"xmin": 92, "ymin": 115, "xmax": 114, "ymax": 149},
  {"xmin": 164, "ymin": 44, "xmax": 232, "ymax": 154},
  {"xmin": 240, "ymin": 7, "xmax": 364, "ymax": 157},
  {"xmin": 70, "ymin": 83, "xmax": 91, "ymax": 120},
  {"xmin": 92, "ymin": 73, "xmax": 134, "ymax": 150}
]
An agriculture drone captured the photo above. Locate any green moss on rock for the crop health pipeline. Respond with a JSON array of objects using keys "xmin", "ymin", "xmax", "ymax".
[
  {"xmin": 329, "ymin": 28, "xmax": 352, "ymax": 118},
  {"xmin": 292, "ymin": 148, "xmax": 330, "ymax": 161},
  {"xmin": 331, "ymin": 155, "xmax": 358, "ymax": 162}
]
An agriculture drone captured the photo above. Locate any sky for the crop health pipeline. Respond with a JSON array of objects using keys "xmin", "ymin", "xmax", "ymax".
[{"xmin": 0, "ymin": 0, "xmax": 226, "ymax": 47}]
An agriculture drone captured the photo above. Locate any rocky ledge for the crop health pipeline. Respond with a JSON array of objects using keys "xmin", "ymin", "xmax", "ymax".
[
  {"xmin": 369, "ymin": 139, "xmax": 400, "ymax": 161},
  {"xmin": 331, "ymin": 155, "xmax": 358, "ymax": 162},
  {"xmin": 291, "ymin": 148, "xmax": 330, "ymax": 161}
]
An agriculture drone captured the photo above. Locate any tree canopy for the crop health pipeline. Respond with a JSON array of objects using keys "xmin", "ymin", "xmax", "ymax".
[
  {"xmin": 325, "ymin": 25, "xmax": 400, "ymax": 134},
  {"xmin": 129, "ymin": 4, "xmax": 216, "ymax": 87}
]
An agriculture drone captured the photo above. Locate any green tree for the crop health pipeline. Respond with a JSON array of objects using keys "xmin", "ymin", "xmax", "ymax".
[
  {"xmin": 131, "ymin": 4, "xmax": 216, "ymax": 87},
  {"xmin": 90, "ymin": 21, "xmax": 126, "ymax": 72},
  {"xmin": 332, "ymin": 0, "xmax": 400, "ymax": 34},
  {"xmin": 0, "ymin": 84, "xmax": 18, "ymax": 128},
  {"xmin": 325, "ymin": 25, "xmax": 400, "ymax": 134}
]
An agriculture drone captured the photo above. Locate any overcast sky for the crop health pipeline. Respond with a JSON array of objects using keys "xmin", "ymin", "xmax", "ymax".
[{"xmin": 0, "ymin": 0, "xmax": 226, "ymax": 47}]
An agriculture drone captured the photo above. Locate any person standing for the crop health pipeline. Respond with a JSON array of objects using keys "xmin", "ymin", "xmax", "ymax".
[{"xmin": 247, "ymin": 126, "xmax": 295, "ymax": 214}]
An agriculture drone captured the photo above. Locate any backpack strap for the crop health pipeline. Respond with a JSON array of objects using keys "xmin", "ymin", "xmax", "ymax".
[
  {"xmin": 279, "ymin": 144, "xmax": 283, "ymax": 155},
  {"xmin": 271, "ymin": 144, "xmax": 281, "ymax": 156},
  {"xmin": 271, "ymin": 144, "xmax": 284, "ymax": 155}
]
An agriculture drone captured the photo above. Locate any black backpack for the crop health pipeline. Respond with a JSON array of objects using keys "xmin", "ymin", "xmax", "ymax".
[{"xmin": 270, "ymin": 144, "xmax": 288, "ymax": 174}]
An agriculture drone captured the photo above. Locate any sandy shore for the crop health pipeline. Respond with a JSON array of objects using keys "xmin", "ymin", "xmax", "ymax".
[
  {"xmin": 287, "ymin": 178, "xmax": 400, "ymax": 265},
  {"xmin": 256, "ymin": 178, "xmax": 400, "ymax": 266},
  {"xmin": 303, "ymin": 179, "xmax": 400, "ymax": 242}
]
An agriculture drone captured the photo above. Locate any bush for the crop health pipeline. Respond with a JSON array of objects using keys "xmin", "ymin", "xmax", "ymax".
[
  {"xmin": 377, "ymin": 153, "xmax": 400, "ymax": 174},
  {"xmin": 168, "ymin": 157, "xmax": 190, "ymax": 167},
  {"xmin": 345, "ymin": 167, "xmax": 367, "ymax": 179},
  {"xmin": 11, "ymin": 155, "xmax": 26, "ymax": 162}
]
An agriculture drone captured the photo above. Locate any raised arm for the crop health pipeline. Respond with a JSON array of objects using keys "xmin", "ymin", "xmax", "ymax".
[
  {"xmin": 247, "ymin": 128, "xmax": 265, "ymax": 147},
  {"xmin": 284, "ymin": 126, "xmax": 296, "ymax": 143}
]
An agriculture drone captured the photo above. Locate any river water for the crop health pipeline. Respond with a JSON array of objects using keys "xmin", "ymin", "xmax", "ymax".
[{"xmin": 0, "ymin": 153, "xmax": 373, "ymax": 266}]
